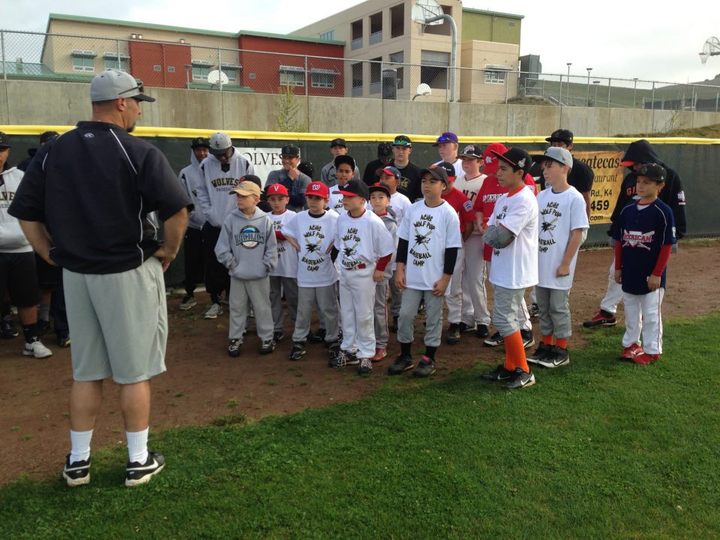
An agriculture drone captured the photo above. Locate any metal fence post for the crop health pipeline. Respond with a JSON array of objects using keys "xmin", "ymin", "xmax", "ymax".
[
  {"xmin": 218, "ymin": 47, "xmax": 224, "ymax": 129},
  {"xmin": 1, "ymin": 31, "xmax": 6, "ymax": 81},
  {"xmin": 651, "ymin": 81, "xmax": 656, "ymax": 132},
  {"xmin": 607, "ymin": 78, "xmax": 611, "ymax": 107},
  {"xmin": 116, "ymin": 39, "xmax": 121, "ymax": 70},
  {"xmin": 304, "ymin": 55, "xmax": 308, "ymax": 97}
]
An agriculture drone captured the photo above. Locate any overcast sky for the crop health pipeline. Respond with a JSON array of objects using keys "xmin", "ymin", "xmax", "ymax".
[{"xmin": 3, "ymin": 0, "xmax": 720, "ymax": 86}]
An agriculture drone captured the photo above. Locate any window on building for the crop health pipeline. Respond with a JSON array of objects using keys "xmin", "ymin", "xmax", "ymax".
[
  {"xmin": 103, "ymin": 53, "xmax": 129, "ymax": 71},
  {"xmin": 351, "ymin": 62, "xmax": 363, "ymax": 96},
  {"xmin": 390, "ymin": 4, "xmax": 404, "ymax": 38},
  {"xmin": 484, "ymin": 67, "xmax": 509, "ymax": 85},
  {"xmin": 351, "ymin": 19, "xmax": 363, "ymax": 50},
  {"xmin": 71, "ymin": 50, "xmax": 96, "ymax": 73},
  {"xmin": 389, "ymin": 51, "xmax": 404, "ymax": 89},
  {"xmin": 369, "ymin": 12, "xmax": 383, "ymax": 45},
  {"xmin": 220, "ymin": 64, "xmax": 242, "ymax": 83},
  {"xmin": 311, "ymin": 68, "xmax": 337, "ymax": 89},
  {"xmin": 320, "ymin": 30, "xmax": 336, "ymax": 41},
  {"xmin": 420, "ymin": 50, "xmax": 449, "ymax": 89},
  {"xmin": 422, "ymin": 5, "xmax": 452, "ymax": 36},
  {"xmin": 191, "ymin": 60, "xmax": 212, "ymax": 81},
  {"xmin": 369, "ymin": 57, "xmax": 382, "ymax": 94},
  {"xmin": 279, "ymin": 65, "xmax": 305, "ymax": 87}
]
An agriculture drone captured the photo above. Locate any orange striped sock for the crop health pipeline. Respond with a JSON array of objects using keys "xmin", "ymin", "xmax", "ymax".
[
  {"xmin": 504, "ymin": 331, "xmax": 529, "ymax": 373},
  {"xmin": 556, "ymin": 338, "xmax": 568, "ymax": 349}
]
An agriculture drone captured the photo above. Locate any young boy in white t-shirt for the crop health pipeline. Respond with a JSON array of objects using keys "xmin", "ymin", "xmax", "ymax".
[
  {"xmin": 527, "ymin": 147, "xmax": 589, "ymax": 368},
  {"xmin": 266, "ymin": 183, "xmax": 299, "ymax": 343},
  {"xmin": 327, "ymin": 155, "xmax": 357, "ymax": 215},
  {"xmin": 282, "ymin": 181, "xmax": 340, "ymax": 361},
  {"xmin": 387, "ymin": 166, "xmax": 462, "ymax": 378},
  {"xmin": 333, "ymin": 180, "xmax": 395, "ymax": 374},
  {"xmin": 480, "ymin": 147, "xmax": 539, "ymax": 390}
]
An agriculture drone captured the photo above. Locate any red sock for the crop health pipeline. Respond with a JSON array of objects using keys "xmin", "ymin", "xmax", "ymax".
[
  {"xmin": 504, "ymin": 331, "xmax": 529, "ymax": 372},
  {"xmin": 556, "ymin": 338, "xmax": 568, "ymax": 349},
  {"xmin": 542, "ymin": 335, "xmax": 554, "ymax": 346}
]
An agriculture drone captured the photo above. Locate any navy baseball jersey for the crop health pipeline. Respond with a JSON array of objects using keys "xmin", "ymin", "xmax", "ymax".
[{"xmin": 612, "ymin": 199, "xmax": 675, "ymax": 295}]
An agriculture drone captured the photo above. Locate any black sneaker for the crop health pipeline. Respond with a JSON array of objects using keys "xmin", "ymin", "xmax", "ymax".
[
  {"xmin": 481, "ymin": 365, "xmax": 514, "ymax": 381},
  {"xmin": 228, "ymin": 338, "xmax": 242, "ymax": 358},
  {"xmin": 458, "ymin": 322, "xmax": 476, "ymax": 333},
  {"xmin": 273, "ymin": 330, "xmax": 285, "ymax": 342},
  {"xmin": 125, "ymin": 451, "xmax": 165, "ymax": 487},
  {"xmin": 326, "ymin": 341, "xmax": 340, "ymax": 365},
  {"xmin": 521, "ymin": 329, "xmax": 535, "ymax": 349},
  {"xmin": 179, "ymin": 295, "xmax": 197, "ymax": 311},
  {"xmin": 330, "ymin": 349, "xmax": 358, "ymax": 368},
  {"xmin": 289, "ymin": 342, "xmax": 306, "ymax": 361},
  {"xmin": 1, "ymin": 317, "xmax": 19, "ymax": 339},
  {"xmin": 483, "ymin": 331, "xmax": 503, "ymax": 347},
  {"xmin": 504, "ymin": 368, "xmax": 536, "ymax": 390},
  {"xmin": 63, "ymin": 454, "xmax": 91, "ymax": 487},
  {"xmin": 387, "ymin": 354, "xmax": 414, "ymax": 375},
  {"xmin": 259, "ymin": 339, "xmax": 275, "ymax": 355},
  {"xmin": 538, "ymin": 346, "xmax": 570, "ymax": 369},
  {"xmin": 529, "ymin": 302, "xmax": 540, "ymax": 319},
  {"xmin": 446, "ymin": 323, "xmax": 461, "ymax": 345},
  {"xmin": 357, "ymin": 358, "xmax": 373, "ymax": 375},
  {"xmin": 57, "ymin": 334, "xmax": 71, "ymax": 348},
  {"xmin": 308, "ymin": 328, "xmax": 326, "ymax": 343},
  {"xmin": 475, "ymin": 324, "xmax": 489, "ymax": 339},
  {"xmin": 527, "ymin": 342, "xmax": 552, "ymax": 365},
  {"xmin": 413, "ymin": 356, "xmax": 436, "ymax": 378}
]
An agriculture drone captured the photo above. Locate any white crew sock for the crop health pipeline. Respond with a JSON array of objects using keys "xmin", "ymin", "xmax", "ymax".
[
  {"xmin": 126, "ymin": 428, "xmax": 149, "ymax": 464},
  {"xmin": 69, "ymin": 429, "xmax": 93, "ymax": 463}
]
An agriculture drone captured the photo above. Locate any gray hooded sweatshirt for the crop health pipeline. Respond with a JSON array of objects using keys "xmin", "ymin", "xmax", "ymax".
[
  {"xmin": 178, "ymin": 150, "xmax": 208, "ymax": 230},
  {"xmin": 215, "ymin": 206, "xmax": 278, "ymax": 280}
]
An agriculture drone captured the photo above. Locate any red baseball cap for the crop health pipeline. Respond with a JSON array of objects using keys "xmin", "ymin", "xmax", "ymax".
[
  {"xmin": 305, "ymin": 181, "xmax": 329, "ymax": 199},
  {"xmin": 481, "ymin": 143, "xmax": 509, "ymax": 175},
  {"xmin": 266, "ymin": 183, "xmax": 289, "ymax": 197}
]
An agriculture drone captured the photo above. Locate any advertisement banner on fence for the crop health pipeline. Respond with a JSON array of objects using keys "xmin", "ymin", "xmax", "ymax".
[{"xmin": 572, "ymin": 151, "xmax": 625, "ymax": 225}]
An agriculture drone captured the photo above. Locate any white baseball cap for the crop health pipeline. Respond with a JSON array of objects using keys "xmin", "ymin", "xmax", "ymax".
[
  {"xmin": 209, "ymin": 132, "xmax": 233, "ymax": 155},
  {"xmin": 90, "ymin": 69, "xmax": 155, "ymax": 103}
]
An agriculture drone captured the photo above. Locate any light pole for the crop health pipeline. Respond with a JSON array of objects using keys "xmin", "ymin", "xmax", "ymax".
[
  {"xmin": 586, "ymin": 67, "xmax": 592, "ymax": 106},
  {"xmin": 593, "ymin": 80, "xmax": 600, "ymax": 106},
  {"xmin": 633, "ymin": 77, "xmax": 638, "ymax": 108},
  {"xmin": 566, "ymin": 62, "xmax": 572, "ymax": 105}
]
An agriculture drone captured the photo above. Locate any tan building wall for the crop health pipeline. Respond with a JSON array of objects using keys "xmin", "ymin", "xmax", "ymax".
[{"xmin": 459, "ymin": 40, "xmax": 519, "ymax": 103}]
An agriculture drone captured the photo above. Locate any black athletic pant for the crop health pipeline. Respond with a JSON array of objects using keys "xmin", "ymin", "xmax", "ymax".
[
  {"xmin": 183, "ymin": 227, "xmax": 205, "ymax": 297},
  {"xmin": 201, "ymin": 223, "xmax": 229, "ymax": 304}
]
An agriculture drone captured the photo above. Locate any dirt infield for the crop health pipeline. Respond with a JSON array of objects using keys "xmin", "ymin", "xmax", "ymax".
[{"xmin": 1, "ymin": 243, "xmax": 718, "ymax": 485}]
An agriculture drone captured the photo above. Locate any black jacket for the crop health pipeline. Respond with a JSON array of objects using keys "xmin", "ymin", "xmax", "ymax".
[{"xmin": 609, "ymin": 140, "xmax": 687, "ymax": 238}]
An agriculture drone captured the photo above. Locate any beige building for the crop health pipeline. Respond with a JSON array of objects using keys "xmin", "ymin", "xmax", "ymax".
[{"xmin": 292, "ymin": 1, "xmax": 523, "ymax": 103}]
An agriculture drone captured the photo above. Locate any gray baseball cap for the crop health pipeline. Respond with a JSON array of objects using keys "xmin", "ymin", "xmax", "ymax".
[
  {"xmin": 90, "ymin": 69, "xmax": 155, "ymax": 103},
  {"xmin": 209, "ymin": 132, "xmax": 233, "ymax": 155},
  {"xmin": 540, "ymin": 146, "xmax": 573, "ymax": 168}
]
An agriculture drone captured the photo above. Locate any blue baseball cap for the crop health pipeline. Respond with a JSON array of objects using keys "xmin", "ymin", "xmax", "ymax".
[{"xmin": 433, "ymin": 131, "xmax": 458, "ymax": 146}]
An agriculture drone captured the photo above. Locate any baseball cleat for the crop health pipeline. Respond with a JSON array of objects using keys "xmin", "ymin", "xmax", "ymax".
[
  {"xmin": 521, "ymin": 329, "xmax": 535, "ymax": 349},
  {"xmin": 372, "ymin": 348, "xmax": 387, "ymax": 362},
  {"xmin": 227, "ymin": 338, "xmax": 242, "ymax": 358},
  {"xmin": 583, "ymin": 310, "xmax": 617, "ymax": 328},
  {"xmin": 632, "ymin": 352, "xmax": 660, "ymax": 365},
  {"xmin": 290, "ymin": 342, "xmax": 307, "ymax": 361},
  {"xmin": 483, "ymin": 331, "xmax": 503, "ymax": 347},
  {"xmin": 527, "ymin": 342, "xmax": 552, "ymax": 365},
  {"xmin": 387, "ymin": 354, "xmax": 414, "ymax": 375},
  {"xmin": 413, "ymin": 356, "xmax": 436, "ymax": 378},
  {"xmin": 179, "ymin": 295, "xmax": 197, "ymax": 311},
  {"xmin": 620, "ymin": 343, "xmax": 644, "ymax": 361},
  {"xmin": 537, "ymin": 346, "xmax": 570, "ymax": 369},
  {"xmin": 357, "ymin": 358, "xmax": 373, "ymax": 375},
  {"xmin": 504, "ymin": 368, "xmax": 536, "ymax": 390},
  {"xmin": 259, "ymin": 339, "xmax": 275, "ymax": 355},
  {"xmin": 481, "ymin": 365, "xmax": 514, "ymax": 381},
  {"xmin": 204, "ymin": 303, "xmax": 223, "ymax": 319}
]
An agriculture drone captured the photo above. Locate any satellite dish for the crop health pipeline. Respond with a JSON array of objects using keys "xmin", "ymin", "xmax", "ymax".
[
  {"xmin": 412, "ymin": 83, "xmax": 432, "ymax": 100},
  {"xmin": 207, "ymin": 70, "xmax": 229, "ymax": 86},
  {"xmin": 412, "ymin": 0, "xmax": 444, "ymax": 25},
  {"xmin": 699, "ymin": 36, "xmax": 720, "ymax": 65}
]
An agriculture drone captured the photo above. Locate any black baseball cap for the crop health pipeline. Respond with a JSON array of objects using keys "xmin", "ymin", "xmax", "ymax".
[
  {"xmin": 392, "ymin": 135, "xmax": 412, "ymax": 147},
  {"xmin": 419, "ymin": 166, "xmax": 449, "ymax": 185},
  {"xmin": 39, "ymin": 131, "xmax": 59, "ymax": 144},
  {"xmin": 0, "ymin": 131, "xmax": 10, "ymax": 149},
  {"xmin": 546, "ymin": 129, "xmax": 574, "ymax": 145},
  {"xmin": 191, "ymin": 137, "xmax": 210, "ymax": 149},
  {"xmin": 281, "ymin": 145, "xmax": 300, "ymax": 157},
  {"xmin": 491, "ymin": 147, "xmax": 532, "ymax": 174},
  {"xmin": 459, "ymin": 144, "xmax": 482, "ymax": 159},
  {"xmin": 637, "ymin": 163, "xmax": 666, "ymax": 183},
  {"xmin": 329, "ymin": 138, "xmax": 347, "ymax": 148},
  {"xmin": 369, "ymin": 182, "xmax": 391, "ymax": 197},
  {"xmin": 436, "ymin": 161, "xmax": 457, "ymax": 180},
  {"xmin": 334, "ymin": 154, "xmax": 356, "ymax": 170},
  {"xmin": 334, "ymin": 179, "xmax": 369, "ymax": 200},
  {"xmin": 377, "ymin": 142, "xmax": 393, "ymax": 158},
  {"xmin": 240, "ymin": 174, "xmax": 263, "ymax": 189}
]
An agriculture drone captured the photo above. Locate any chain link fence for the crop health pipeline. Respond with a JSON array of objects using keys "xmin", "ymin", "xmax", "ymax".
[{"xmin": 2, "ymin": 29, "xmax": 720, "ymax": 112}]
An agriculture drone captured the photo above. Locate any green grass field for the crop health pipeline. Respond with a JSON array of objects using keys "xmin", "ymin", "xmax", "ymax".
[{"xmin": 2, "ymin": 314, "xmax": 719, "ymax": 538}]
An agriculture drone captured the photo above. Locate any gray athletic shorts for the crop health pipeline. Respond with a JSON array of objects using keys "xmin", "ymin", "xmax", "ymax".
[{"xmin": 64, "ymin": 258, "xmax": 168, "ymax": 384}]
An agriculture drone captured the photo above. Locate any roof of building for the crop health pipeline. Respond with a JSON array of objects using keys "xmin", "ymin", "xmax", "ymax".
[
  {"xmin": 46, "ymin": 13, "xmax": 346, "ymax": 46},
  {"xmin": 461, "ymin": 8, "xmax": 524, "ymax": 20}
]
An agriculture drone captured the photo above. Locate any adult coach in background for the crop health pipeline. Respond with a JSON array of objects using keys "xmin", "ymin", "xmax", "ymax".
[
  {"xmin": 390, "ymin": 135, "xmax": 422, "ymax": 202},
  {"xmin": 545, "ymin": 129, "xmax": 594, "ymax": 217},
  {"xmin": 9, "ymin": 69, "xmax": 191, "ymax": 488},
  {"xmin": 266, "ymin": 144, "xmax": 311, "ymax": 212},
  {"xmin": 583, "ymin": 139, "xmax": 686, "ymax": 328}
]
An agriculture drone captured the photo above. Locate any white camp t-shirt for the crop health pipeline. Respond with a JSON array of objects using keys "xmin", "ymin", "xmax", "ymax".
[
  {"xmin": 334, "ymin": 210, "xmax": 395, "ymax": 271},
  {"xmin": 488, "ymin": 186, "xmax": 539, "ymax": 289},
  {"xmin": 399, "ymin": 200, "xmax": 462, "ymax": 291},
  {"xmin": 327, "ymin": 192, "xmax": 346, "ymax": 215},
  {"xmin": 283, "ymin": 210, "xmax": 339, "ymax": 287},
  {"xmin": 269, "ymin": 210, "xmax": 298, "ymax": 279},
  {"xmin": 536, "ymin": 186, "xmax": 589, "ymax": 290},
  {"xmin": 389, "ymin": 191, "xmax": 412, "ymax": 226}
]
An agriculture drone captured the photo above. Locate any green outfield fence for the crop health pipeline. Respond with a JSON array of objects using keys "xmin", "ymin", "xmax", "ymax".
[{"xmin": 3, "ymin": 128, "xmax": 719, "ymax": 287}]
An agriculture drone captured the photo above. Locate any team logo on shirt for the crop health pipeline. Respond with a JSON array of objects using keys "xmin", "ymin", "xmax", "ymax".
[
  {"xmin": 235, "ymin": 225, "xmax": 263, "ymax": 249},
  {"xmin": 622, "ymin": 229, "xmax": 654, "ymax": 250},
  {"xmin": 539, "ymin": 201, "xmax": 562, "ymax": 252},
  {"xmin": 409, "ymin": 213, "xmax": 435, "ymax": 267},
  {"xmin": 340, "ymin": 226, "xmax": 362, "ymax": 269},
  {"xmin": 302, "ymin": 224, "xmax": 326, "ymax": 271}
]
